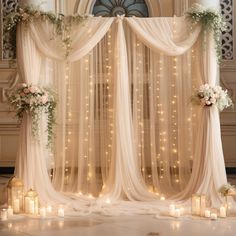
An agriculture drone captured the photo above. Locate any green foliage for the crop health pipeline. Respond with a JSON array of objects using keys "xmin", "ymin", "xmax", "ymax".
[
  {"xmin": 186, "ymin": 4, "xmax": 226, "ymax": 63},
  {"xmin": 4, "ymin": 5, "xmax": 87, "ymax": 58},
  {"xmin": 7, "ymin": 84, "xmax": 56, "ymax": 150}
]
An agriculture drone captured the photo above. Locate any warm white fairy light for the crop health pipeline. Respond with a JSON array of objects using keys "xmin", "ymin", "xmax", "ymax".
[
  {"xmin": 135, "ymin": 40, "xmax": 146, "ymax": 176},
  {"xmin": 105, "ymin": 30, "xmax": 113, "ymax": 172},
  {"xmin": 64, "ymin": 61, "xmax": 72, "ymax": 185},
  {"xmin": 156, "ymin": 54, "xmax": 167, "ymax": 182},
  {"xmin": 188, "ymin": 48, "xmax": 195, "ymax": 166},
  {"xmin": 171, "ymin": 55, "xmax": 179, "ymax": 184}
]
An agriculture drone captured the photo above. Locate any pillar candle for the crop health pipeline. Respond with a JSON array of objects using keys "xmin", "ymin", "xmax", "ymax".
[
  {"xmin": 40, "ymin": 207, "xmax": 46, "ymax": 218},
  {"xmin": 34, "ymin": 198, "xmax": 39, "ymax": 215},
  {"xmin": 25, "ymin": 197, "xmax": 30, "ymax": 213},
  {"xmin": 195, "ymin": 198, "xmax": 200, "ymax": 215},
  {"xmin": 192, "ymin": 195, "xmax": 201, "ymax": 216},
  {"xmin": 210, "ymin": 213, "xmax": 217, "ymax": 220},
  {"xmin": 58, "ymin": 207, "xmax": 64, "ymax": 218},
  {"xmin": 175, "ymin": 209, "xmax": 181, "ymax": 218},
  {"xmin": 204, "ymin": 209, "xmax": 211, "ymax": 218},
  {"xmin": 7, "ymin": 206, "xmax": 13, "ymax": 217},
  {"xmin": 220, "ymin": 206, "xmax": 226, "ymax": 218},
  {"xmin": 47, "ymin": 205, "xmax": 52, "ymax": 213},
  {"xmin": 169, "ymin": 204, "xmax": 175, "ymax": 217},
  {"xmin": 200, "ymin": 195, "xmax": 206, "ymax": 217},
  {"xmin": 1, "ymin": 209, "xmax": 8, "ymax": 221},
  {"xmin": 13, "ymin": 199, "xmax": 20, "ymax": 213},
  {"xmin": 29, "ymin": 200, "xmax": 35, "ymax": 214}
]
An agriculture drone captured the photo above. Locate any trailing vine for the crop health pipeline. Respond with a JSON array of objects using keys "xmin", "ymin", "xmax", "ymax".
[
  {"xmin": 4, "ymin": 5, "xmax": 87, "ymax": 57},
  {"xmin": 186, "ymin": 4, "xmax": 226, "ymax": 63},
  {"xmin": 7, "ymin": 84, "xmax": 56, "ymax": 150}
]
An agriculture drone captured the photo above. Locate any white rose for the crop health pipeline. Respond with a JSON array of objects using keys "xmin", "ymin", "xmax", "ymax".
[
  {"xmin": 18, "ymin": 83, "xmax": 27, "ymax": 88},
  {"xmin": 41, "ymin": 95, "xmax": 48, "ymax": 104},
  {"xmin": 204, "ymin": 84, "xmax": 210, "ymax": 90},
  {"xmin": 29, "ymin": 86, "xmax": 37, "ymax": 93},
  {"xmin": 210, "ymin": 98, "xmax": 216, "ymax": 104}
]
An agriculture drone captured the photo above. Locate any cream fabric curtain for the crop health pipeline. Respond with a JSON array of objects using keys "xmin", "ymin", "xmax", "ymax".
[
  {"xmin": 126, "ymin": 17, "xmax": 201, "ymax": 55},
  {"xmin": 15, "ymin": 16, "xmax": 227, "ymax": 213}
]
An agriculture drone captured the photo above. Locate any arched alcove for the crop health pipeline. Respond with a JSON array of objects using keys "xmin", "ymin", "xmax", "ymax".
[
  {"xmin": 74, "ymin": 0, "xmax": 162, "ymax": 16},
  {"xmin": 92, "ymin": 0, "xmax": 149, "ymax": 17}
]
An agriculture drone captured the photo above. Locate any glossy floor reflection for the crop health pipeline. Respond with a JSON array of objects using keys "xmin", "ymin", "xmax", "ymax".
[
  {"xmin": 1, "ymin": 175, "xmax": 236, "ymax": 236},
  {"xmin": 0, "ymin": 214, "xmax": 236, "ymax": 236}
]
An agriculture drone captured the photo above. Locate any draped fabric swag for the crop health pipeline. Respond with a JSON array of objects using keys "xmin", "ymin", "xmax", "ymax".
[{"xmin": 15, "ymin": 16, "xmax": 227, "ymax": 213}]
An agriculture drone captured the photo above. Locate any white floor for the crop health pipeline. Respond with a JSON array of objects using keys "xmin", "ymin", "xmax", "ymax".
[
  {"xmin": 1, "ymin": 214, "xmax": 236, "ymax": 236},
  {"xmin": 1, "ymin": 175, "xmax": 236, "ymax": 236}
]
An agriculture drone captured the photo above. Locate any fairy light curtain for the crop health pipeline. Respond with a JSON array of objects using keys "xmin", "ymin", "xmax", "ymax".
[{"xmin": 15, "ymin": 16, "xmax": 227, "ymax": 210}]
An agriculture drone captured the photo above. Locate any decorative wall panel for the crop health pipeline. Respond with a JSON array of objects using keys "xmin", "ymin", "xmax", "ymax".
[
  {"xmin": 1, "ymin": 0, "xmax": 18, "ymax": 60},
  {"xmin": 220, "ymin": 0, "xmax": 233, "ymax": 61}
]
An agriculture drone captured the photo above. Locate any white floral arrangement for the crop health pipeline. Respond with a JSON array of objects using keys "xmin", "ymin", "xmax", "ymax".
[
  {"xmin": 8, "ymin": 83, "xmax": 56, "ymax": 149},
  {"xmin": 219, "ymin": 183, "xmax": 236, "ymax": 196},
  {"xmin": 192, "ymin": 84, "xmax": 233, "ymax": 111},
  {"xmin": 186, "ymin": 3, "xmax": 226, "ymax": 63}
]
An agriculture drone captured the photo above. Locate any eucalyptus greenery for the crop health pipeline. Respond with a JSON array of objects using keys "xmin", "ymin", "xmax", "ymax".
[
  {"xmin": 4, "ymin": 5, "xmax": 87, "ymax": 57},
  {"xmin": 186, "ymin": 4, "xmax": 226, "ymax": 63},
  {"xmin": 7, "ymin": 84, "xmax": 56, "ymax": 150}
]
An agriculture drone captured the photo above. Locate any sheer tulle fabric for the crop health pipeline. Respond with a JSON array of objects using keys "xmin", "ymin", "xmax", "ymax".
[{"xmin": 15, "ymin": 16, "xmax": 227, "ymax": 214}]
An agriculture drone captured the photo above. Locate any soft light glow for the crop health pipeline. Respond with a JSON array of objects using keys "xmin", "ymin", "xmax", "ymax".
[
  {"xmin": 58, "ymin": 206, "xmax": 65, "ymax": 218},
  {"xmin": 46, "ymin": 205, "xmax": 52, "ymax": 213},
  {"xmin": 105, "ymin": 198, "xmax": 111, "ymax": 204},
  {"xmin": 160, "ymin": 196, "xmax": 165, "ymax": 201}
]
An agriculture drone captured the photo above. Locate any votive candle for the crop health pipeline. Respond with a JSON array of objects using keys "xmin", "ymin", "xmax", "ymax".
[
  {"xmin": 7, "ymin": 206, "xmax": 13, "ymax": 217},
  {"xmin": 58, "ymin": 207, "xmax": 64, "ymax": 218},
  {"xmin": 204, "ymin": 209, "xmax": 211, "ymax": 218},
  {"xmin": 13, "ymin": 199, "xmax": 20, "ymax": 213},
  {"xmin": 169, "ymin": 204, "xmax": 175, "ymax": 217},
  {"xmin": 1, "ymin": 209, "xmax": 8, "ymax": 221},
  {"xmin": 29, "ymin": 200, "xmax": 35, "ymax": 214},
  {"xmin": 40, "ymin": 207, "xmax": 46, "ymax": 218},
  {"xmin": 200, "ymin": 195, "xmax": 206, "ymax": 217},
  {"xmin": 210, "ymin": 213, "xmax": 217, "ymax": 220},
  {"xmin": 175, "ymin": 209, "xmax": 181, "ymax": 218},
  {"xmin": 220, "ymin": 206, "xmax": 226, "ymax": 218},
  {"xmin": 47, "ymin": 205, "xmax": 52, "ymax": 213}
]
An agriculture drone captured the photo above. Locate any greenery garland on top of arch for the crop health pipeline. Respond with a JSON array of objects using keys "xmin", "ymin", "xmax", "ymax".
[
  {"xmin": 5, "ymin": 4, "xmax": 226, "ymax": 62},
  {"xmin": 4, "ymin": 5, "xmax": 88, "ymax": 57},
  {"xmin": 185, "ymin": 3, "xmax": 226, "ymax": 64}
]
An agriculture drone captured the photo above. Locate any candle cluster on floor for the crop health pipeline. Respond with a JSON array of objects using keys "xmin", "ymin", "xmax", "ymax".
[
  {"xmin": 167, "ymin": 194, "xmax": 228, "ymax": 220},
  {"xmin": 169, "ymin": 204, "xmax": 184, "ymax": 218},
  {"xmin": 191, "ymin": 194, "xmax": 227, "ymax": 220},
  {"xmin": 0, "ymin": 177, "xmax": 231, "ymax": 221},
  {"xmin": 0, "ymin": 177, "xmax": 65, "ymax": 221}
]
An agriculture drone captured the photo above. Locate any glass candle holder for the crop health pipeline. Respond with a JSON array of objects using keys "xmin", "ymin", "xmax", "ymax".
[
  {"xmin": 7, "ymin": 177, "xmax": 24, "ymax": 214},
  {"xmin": 219, "ymin": 205, "xmax": 227, "ymax": 218},
  {"xmin": 200, "ymin": 195, "xmax": 207, "ymax": 217},
  {"xmin": 191, "ymin": 194, "xmax": 201, "ymax": 216},
  {"xmin": 210, "ymin": 208, "xmax": 218, "ymax": 220},
  {"xmin": 24, "ymin": 189, "xmax": 39, "ymax": 215}
]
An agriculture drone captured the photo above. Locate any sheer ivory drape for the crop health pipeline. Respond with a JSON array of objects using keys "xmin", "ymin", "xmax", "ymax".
[{"xmin": 15, "ymin": 16, "xmax": 227, "ymax": 211}]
